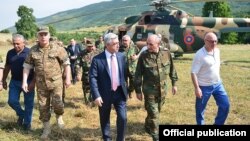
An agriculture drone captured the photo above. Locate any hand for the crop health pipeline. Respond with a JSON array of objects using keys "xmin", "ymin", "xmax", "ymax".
[
  {"xmin": 0, "ymin": 84, "xmax": 3, "ymax": 91},
  {"xmin": 94, "ymin": 97, "xmax": 103, "ymax": 107},
  {"xmin": 172, "ymin": 86, "xmax": 177, "ymax": 95},
  {"xmin": 64, "ymin": 78, "xmax": 71, "ymax": 88},
  {"xmin": 131, "ymin": 54, "xmax": 138, "ymax": 60},
  {"xmin": 28, "ymin": 81, "xmax": 35, "ymax": 92},
  {"xmin": 136, "ymin": 93, "xmax": 143, "ymax": 101},
  {"xmin": 2, "ymin": 81, "xmax": 7, "ymax": 90},
  {"xmin": 22, "ymin": 82, "xmax": 29, "ymax": 93},
  {"xmin": 195, "ymin": 87, "xmax": 202, "ymax": 99},
  {"xmin": 76, "ymin": 75, "xmax": 81, "ymax": 81},
  {"xmin": 71, "ymin": 56, "xmax": 77, "ymax": 60}
]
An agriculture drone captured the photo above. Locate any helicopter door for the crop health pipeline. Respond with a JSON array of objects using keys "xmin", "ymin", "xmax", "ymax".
[
  {"xmin": 118, "ymin": 31, "xmax": 127, "ymax": 41},
  {"xmin": 144, "ymin": 15, "xmax": 151, "ymax": 24},
  {"xmin": 135, "ymin": 26, "xmax": 145, "ymax": 41}
]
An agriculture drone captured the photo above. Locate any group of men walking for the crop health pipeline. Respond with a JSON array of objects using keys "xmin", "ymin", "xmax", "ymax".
[{"xmin": 0, "ymin": 27, "xmax": 230, "ymax": 141}]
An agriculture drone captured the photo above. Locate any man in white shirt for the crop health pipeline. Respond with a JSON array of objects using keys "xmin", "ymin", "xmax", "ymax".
[{"xmin": 191, "ymin": 32, "xmax": 230, "ymax": 125}]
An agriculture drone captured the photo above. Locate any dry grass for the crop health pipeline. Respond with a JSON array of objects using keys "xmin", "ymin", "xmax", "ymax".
[
  {"xmin": 0, "ymin": 39, "xmax": 250, "ymax": 140},
  {"xmin": 63, "ymin": 25, "xmax": 111, "ymax": 33},
  {"xmin": 0, "ymin": 33, "xmax": 12, "ymax": 54}
]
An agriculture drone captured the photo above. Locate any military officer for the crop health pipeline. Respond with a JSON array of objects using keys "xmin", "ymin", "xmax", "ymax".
[
  {"xmin": 22, "ymin": 26, "xmax": 71, "ymax": 140},
  {"xmin": 134, "ymin": 34, "xmax": 178, "ymax": 141},
  {"xmin": 119, "ymin": 35, "xmax": 139, "ymax": 98},
  {"xmin": 76, "ymin": 39, "xmax": 101, "ymax": 106},
  {"xmin": 95, "ymin": 35, "xmax": 105, "ymax": 51}
]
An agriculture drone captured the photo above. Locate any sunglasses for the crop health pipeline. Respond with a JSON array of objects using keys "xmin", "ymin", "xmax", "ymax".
[{"xmin": 206, "ymin": 40, "xmax": 217, "ymax": 44}]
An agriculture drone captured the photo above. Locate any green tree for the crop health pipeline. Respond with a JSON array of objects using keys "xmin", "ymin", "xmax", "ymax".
[
  {"xmin": 202, "ymin": 2, "xmax": 238, "ymax": 44},
  {"xmin": 48, "ymin": 25, "xmax": 57, "ymax": 36},
  {"xmin": 15, "ymin": 5, "xmax": 37, "ymax": 39},
  {"xmin": 0, "ymin": 29, "xmax": 10, "ymax": 33}
]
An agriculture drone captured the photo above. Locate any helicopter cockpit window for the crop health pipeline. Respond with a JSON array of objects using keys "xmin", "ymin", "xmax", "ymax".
[
  {"xmin": 176, "ymin": 10, "xmax": 189, "ymax": 19},
  {"xmin": 151, "ymin": 16, "xmax": 165, "ymax": 24},
  {"xmin": 150, "ymin": 14, "xmax": 179, "ymax": 25},
  {"xmin": 144, "ymin": 15, "xmax": 151, "ymax": 24}
]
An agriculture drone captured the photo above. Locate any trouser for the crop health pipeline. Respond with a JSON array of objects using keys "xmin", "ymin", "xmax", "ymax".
[
  {"xmin": 8, "ymin": 79, "xmax": 35, "ymax": 126},
  {"xmin": 128, "ymin": 73, "xmax": 135, "ymax": 95},
  {"xmin": 99, "ymin": 87, "xmax": 127, "ymax": 141},
  {"xmin": 144, "ymin": 94, "xmax": 165, "ymax": 141},
  {"xmin": 82, "ymin": 81, "xmax": 92, "ymax": 104},
  {"xmin": 126, "ymin": 71, "xmax": 135, "ymax": 97},
  {"xmin": 196, "ymin": 82, "xmax": 230, "ymax": 125},
  {"xmin": 37, "ymin": 86, "xmax": 64, "ymax": 122},
  {"xmin": 70, "ymin": 64, "xmax": 77, "ymax": 84}
]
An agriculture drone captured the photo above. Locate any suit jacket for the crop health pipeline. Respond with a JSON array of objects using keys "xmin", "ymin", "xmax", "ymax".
[
  {"xmin": 67, "ymin": 43, "xmax": 81, "ymax": 64},
  {"xmin": 90, "ymin": 51, "xmax": 128, "ymax": 102}
]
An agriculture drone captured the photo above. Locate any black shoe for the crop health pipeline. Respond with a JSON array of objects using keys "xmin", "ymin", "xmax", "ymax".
[
  {"xmin": 23, "ymin": 124, "xmax": 31, "ymax": 134},
  {"xmin": 23, "ymin": 124, "xmax": 31, "ymax": 130},
  {"xmin": 17, "ymin": 117, "xmax": 23, "ymax": 126},
  {"xmin": 144, "ymin": 125, "xmax": 151, "ymax": 134}
]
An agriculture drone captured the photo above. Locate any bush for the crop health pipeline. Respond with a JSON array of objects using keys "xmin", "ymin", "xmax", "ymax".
[
  {"xmin": 0, "ymin": 29, "xmax": 10, "ymax": 33},
  {"xmin": 56, "ymin": 31, "xmax": 102, "ymax": 45}
]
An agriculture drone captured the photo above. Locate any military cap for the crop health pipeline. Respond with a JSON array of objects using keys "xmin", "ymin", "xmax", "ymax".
[
  {"xmin": 38, "ymin": 26, "xmax": 49, "ymax": 34},
  {"xmin": 86, "ymin": 39, "xmax": 95, "ymax": 46}
]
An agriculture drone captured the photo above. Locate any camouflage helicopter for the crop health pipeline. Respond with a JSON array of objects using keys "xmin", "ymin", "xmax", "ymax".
[{"xmin": 105, "ymin": 0, "xmax": 250, "ymax": 57}]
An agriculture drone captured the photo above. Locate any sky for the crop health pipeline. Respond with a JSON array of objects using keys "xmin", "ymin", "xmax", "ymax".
[{"xmin": 0, "ymin": 0, "xmax": 110, "ymax": 30}]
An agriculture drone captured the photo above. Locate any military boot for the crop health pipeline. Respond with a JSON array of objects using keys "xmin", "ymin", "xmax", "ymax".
[
  {"xmin": 40, "ymin": 121, "xmax": 51, "ymax": 140},
  {"xmin": 56, "ymin": 115, "xmax": 64, "ymax": 129}
]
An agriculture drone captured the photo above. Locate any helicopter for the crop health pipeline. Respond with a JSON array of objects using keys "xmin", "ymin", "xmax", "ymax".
[{"xmin": 105, "ymin": 0, "xmax": 250, "ymax": 57}]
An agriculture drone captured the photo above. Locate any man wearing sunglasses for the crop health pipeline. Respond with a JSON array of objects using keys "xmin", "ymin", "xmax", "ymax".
[{"xmin": 191, "ymin": 32, "xmax": 230, "ymax": 125}]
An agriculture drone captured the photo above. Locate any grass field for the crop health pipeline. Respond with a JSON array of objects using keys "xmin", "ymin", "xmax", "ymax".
[{"xmin": 0, "ymin": 36, "xmax": 249, "ymax": 140}]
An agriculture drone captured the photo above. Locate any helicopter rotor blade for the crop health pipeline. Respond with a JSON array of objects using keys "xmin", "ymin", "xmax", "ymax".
[
  {"xmin": 167, "ymin": 5, "xmax": 194, "ymax": 16},
  {"xmin": 175, "ymin": 0, "xmax": 249, "ymax": 2}
]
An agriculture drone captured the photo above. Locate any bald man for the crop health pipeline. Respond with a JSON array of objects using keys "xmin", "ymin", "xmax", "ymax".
[
  {"xmin": 191, "ymin": 32, "xmax": 230, "ymax": 125},
  {"xmin": 134, "ymin": 34, "xmax": 178, "ymax": 141}
]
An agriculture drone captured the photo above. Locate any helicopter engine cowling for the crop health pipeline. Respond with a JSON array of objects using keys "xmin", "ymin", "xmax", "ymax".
[{"xmin": 169, "ymin": 42, "xmax": 180, "ymax": 52}]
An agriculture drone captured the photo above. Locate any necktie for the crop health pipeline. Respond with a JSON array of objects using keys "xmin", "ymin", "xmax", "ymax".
[
  {"xmin": 111, "ymin": 54, "xmax": 118, "ymax": 91},
  {"xmin": 72, "ymin": 45, "xmax": 75, "ymax": 52}
]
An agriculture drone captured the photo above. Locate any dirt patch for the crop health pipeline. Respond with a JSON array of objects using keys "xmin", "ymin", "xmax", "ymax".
[
  {"xmin": 0, "ymin": 33, "xmax": 12, "ymax": 46},
  {"xmin": 0, "ymin": 33, "xmax": 11, "ymax": 42}
]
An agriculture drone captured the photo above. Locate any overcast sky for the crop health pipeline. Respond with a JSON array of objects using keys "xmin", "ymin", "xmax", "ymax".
[{"xmin": 0, "ymin": 0, "xmax": 110, "ymax": 30}]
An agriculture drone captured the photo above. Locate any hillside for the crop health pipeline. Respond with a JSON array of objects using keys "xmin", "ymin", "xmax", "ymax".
[{"xmin": 7, "ymin": 0, "xmax": 250, "ymax": 32}]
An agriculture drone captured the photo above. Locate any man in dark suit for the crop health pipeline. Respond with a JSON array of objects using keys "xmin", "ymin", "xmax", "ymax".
[
  {"xmin": 67, "ymin": 39, "xmax": 81, "ymax": 84},
  {"xmin": 89, "ymin": 33, "xmax": 128, "ymax": 141}
]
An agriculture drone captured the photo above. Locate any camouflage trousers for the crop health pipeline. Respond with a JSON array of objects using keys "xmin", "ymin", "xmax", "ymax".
[
  {"xmin": 127, "ymin": 73, "xmax": 135, "ymax": 97},
  {"xmin": 82, "ymin": 82, "xmax": 93, "ymax": 105},
  {"xmin": 144, "ymin": 94, "xmax": 165, "ymax": 141},
  {"xmin": 37, "ymin": 86, "xmax": 64, "ymax": 122}
]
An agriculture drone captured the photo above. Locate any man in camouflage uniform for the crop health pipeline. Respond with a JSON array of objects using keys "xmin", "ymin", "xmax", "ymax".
[
  {"xmin": 119, "ymin": 35, "xmax": 139, "ymax": 98},
  {"xmin": 134, "ymin": 34, "xmax": 178, "ymax": 141},
  {"xmin": 81, "ymin": 37, "xmax": 87, "ymax": 50},
  {"xmin": 22, "ymin": 26, "xmax": 71, "ymax": 140},
  {"xmin": 76, "ymin": 39, "xmax": 101, "ymax": 106},
  {"xmin": 0, "ymin": 55, "xmax": 4, "ymax": 91},
  {"xmin": 95, "ymin": 35, "xmax": 105, "ymax": 51}
]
